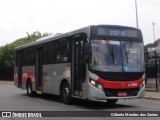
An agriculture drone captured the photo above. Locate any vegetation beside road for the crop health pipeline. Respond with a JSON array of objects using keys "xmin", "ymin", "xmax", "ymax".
[{"xmin": 0, "ymin": 31, "xmax": 51, "ymax": 68}]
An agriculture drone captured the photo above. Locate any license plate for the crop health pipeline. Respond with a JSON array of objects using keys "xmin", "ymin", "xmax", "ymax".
[{"xmin": 118, "ymin": 92, "xmax": 127, "ymax": 97}]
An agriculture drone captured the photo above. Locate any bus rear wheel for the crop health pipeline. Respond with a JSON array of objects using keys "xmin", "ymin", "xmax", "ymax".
[
  {"xmin": 106, "ymin": 99, "xmax": 118, "ymax": 104},
  {"xmin": 60, "ymin": 82, "xmax": 71, "ymax": 104},
  {"xmin": 26, "ymin": 80, "xmax": 35, "ymax": 97}
]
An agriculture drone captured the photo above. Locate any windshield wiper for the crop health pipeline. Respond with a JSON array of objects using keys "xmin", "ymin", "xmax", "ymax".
[
  {"xmin": 111, "ymin": 46, "xmax": 115, "ymax": 64},
  {"xmin": 107, "ymin": 44, "xmax": 115, "ymax": 64},
  {"xmin": 124, "ymin": 44, "xmax": 128, "ymax": 63}
]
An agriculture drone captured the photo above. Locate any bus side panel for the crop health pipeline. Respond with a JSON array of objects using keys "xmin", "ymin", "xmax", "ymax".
[
  {"xmin": 43, "ymin": 63, "xmax": 71, "ymax": 95},
  {"xmin": 21, "ymin": 66, "xmax": 35, "ymax": 90},
  {"xmin": 81, "ymin": 65, "xmax": 90, "ymax": 99}
]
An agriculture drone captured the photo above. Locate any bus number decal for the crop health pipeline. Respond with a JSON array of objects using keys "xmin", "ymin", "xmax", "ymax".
[{"xmin": 110, "ymin": 30, "xmax": 126, "ymax": 36}]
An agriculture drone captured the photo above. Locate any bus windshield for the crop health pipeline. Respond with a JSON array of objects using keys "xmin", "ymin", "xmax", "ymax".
[{"xmin": 89, "ymin": 40, "xmax": 144, "ymax": 72}]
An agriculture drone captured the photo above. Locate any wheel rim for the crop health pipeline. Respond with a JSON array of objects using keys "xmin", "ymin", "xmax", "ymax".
[
  {"xmin": 28, "ymin": 85, "xmax": 31, "ymax": 94},
  {"xmin": 63, "ymin": 87, "xmax": 69, "ymax": 100},
  {"xmin": 27, "ymin": 83, "xmax": 31, "ymax": 94}
]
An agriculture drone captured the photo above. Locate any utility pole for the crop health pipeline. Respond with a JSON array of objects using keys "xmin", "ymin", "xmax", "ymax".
[{"xmin": 135, "ymin": 0, "xmax": 139, "ymax": 28}]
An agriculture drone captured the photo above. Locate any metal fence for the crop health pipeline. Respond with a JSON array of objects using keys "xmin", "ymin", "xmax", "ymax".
[
  {"xmin": 0, "ymin": 66, "xmax": 14, "ymax": 81},
  {"xmin": 145, "ymin": 50, "xmax": 160, "ymax": 91}
]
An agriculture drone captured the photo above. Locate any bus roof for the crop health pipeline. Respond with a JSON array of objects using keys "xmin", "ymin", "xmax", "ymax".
[
  {"xmin": 15, "ymin": 25, "xmax": 140, "ymax": 50},
  {"xmin": 16, "ymin": 25, "xmax": 91, "ymax": 50}
]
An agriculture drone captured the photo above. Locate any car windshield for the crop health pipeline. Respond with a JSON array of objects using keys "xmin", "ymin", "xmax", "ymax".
[{"xmin": 89, "ymin": 40, "xmax": 144, "ymax": 72}]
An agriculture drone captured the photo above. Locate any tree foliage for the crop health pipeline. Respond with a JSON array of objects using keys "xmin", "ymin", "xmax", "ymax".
[
  {"xmin": 144, "ymin": 43, "xmax": 154, "ymax": 51},
  {"xmin": 0, "ymin": 31, "xmax": 51, "ymax": 68}
]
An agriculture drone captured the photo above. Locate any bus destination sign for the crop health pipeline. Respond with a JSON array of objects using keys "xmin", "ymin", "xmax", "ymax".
[{"xmin": 98, "ymin": 27, "xmax": 138, "ymax": 38}]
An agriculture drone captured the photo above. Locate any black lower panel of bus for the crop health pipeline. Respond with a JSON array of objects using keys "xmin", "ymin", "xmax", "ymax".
[
  {"xmin": 104, "ymin": 88, "xmax": 139, "ymax": 97},
  {"xmin": 90, "ymin": 70, "xmax": 144, "ymax": 81}
]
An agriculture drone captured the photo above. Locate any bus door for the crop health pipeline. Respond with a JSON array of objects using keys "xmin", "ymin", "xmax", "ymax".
[
  {"xmin": 18, "ymin": 52, "xmax": 22, "ymax": 88},
  {"xmin": 35, "ymin": 47, "xmax": 43, "ymax": 91},
  {"xmin": 72, "ymin": 35, "xmax": 86, "ymax": 96}
]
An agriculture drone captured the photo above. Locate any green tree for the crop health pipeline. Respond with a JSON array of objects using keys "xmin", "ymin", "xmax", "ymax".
[
  {"xmin": 144, "ymin": 43, "xmax": 154, "ymax": 51},
  {"xmin": 0, "ymin": 31, "xmax": 52, "ymax": 68}
]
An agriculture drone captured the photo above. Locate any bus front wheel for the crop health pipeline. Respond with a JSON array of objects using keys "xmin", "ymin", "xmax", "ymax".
[{"xmin": 60, "ymin": 82, "xmax": 71, "ymax": 104}]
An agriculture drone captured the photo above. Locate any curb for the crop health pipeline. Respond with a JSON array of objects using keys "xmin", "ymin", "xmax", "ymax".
[
  {"xmin": 145, "ymin": 88, "xmax": 160, "ymax": 91},
  {"xmin": 144, "ymin": 96, "xmax": 160, "ymax": 101},
  {"xmin": 0, "ymin": 81, "xmax": 14, "ymax": 85}
]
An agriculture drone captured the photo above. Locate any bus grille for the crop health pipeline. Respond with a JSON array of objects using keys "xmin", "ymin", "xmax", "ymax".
[
  {"xmin": 97, "ymin": 72, "xmax": 143, "ymax": 81},
  {"xmin": 104, "ymin": 88, "xmax": 139, "ymax": 97}
]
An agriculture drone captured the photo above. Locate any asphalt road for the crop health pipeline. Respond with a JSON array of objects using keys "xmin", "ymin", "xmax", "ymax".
[{"xmin": 0, "ymin": 84, "xmax": 160, "ymax": 120}]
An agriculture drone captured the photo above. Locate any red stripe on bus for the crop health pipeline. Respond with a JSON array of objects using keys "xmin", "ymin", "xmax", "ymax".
[
  {"xmin": 97, "ymin": 78, "xmax": 144, "ymax": 89},
  {"xmin": 14, "ymin": 72, "xmax": 37, "ymax": 86}
]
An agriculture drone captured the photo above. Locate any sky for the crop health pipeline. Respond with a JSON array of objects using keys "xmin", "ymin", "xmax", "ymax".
[{"xmin": 0, "ymin": 0, "xmax": 160, "ymax": 46}]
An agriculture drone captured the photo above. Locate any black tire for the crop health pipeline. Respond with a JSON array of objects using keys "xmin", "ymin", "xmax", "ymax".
[
  {"xmin": 106, "ymin": 99, "xmax": 118, "ymax": 104},
  {"xmin": 26, "ymin": 80, "xmax": 35, "ymax": 97},
  {"xmin": 60, "ymin": 82, "xmax": 72, "ymax": 104}
]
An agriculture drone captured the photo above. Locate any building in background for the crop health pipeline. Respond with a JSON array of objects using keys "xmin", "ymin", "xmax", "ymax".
[{"xmin": 145, "ymin": 38, "xmax": 160, "ymax": 78}]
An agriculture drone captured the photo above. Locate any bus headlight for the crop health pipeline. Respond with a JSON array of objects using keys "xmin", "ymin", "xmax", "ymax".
[
  {"xmin": 89, "ymin": 79, "xmax": 103, "ymax": 91},
  {"xmin": 140, "ymin": 80, "xmax": 145, "ymax": 90}
]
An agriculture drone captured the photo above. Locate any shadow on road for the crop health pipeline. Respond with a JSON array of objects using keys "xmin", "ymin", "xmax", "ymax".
[
  {"xmin": 71, "ymin": 100, "xmax": 134, "ymax": 110},
  {"xmin": 21, "ymin": 93, "xmax": 136, "ymax": 110}
]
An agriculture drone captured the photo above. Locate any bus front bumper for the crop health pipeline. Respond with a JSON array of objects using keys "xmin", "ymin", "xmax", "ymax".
[{"xmin": 87, "ymin": 82, "xmax": 145, "ymax": 101}]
